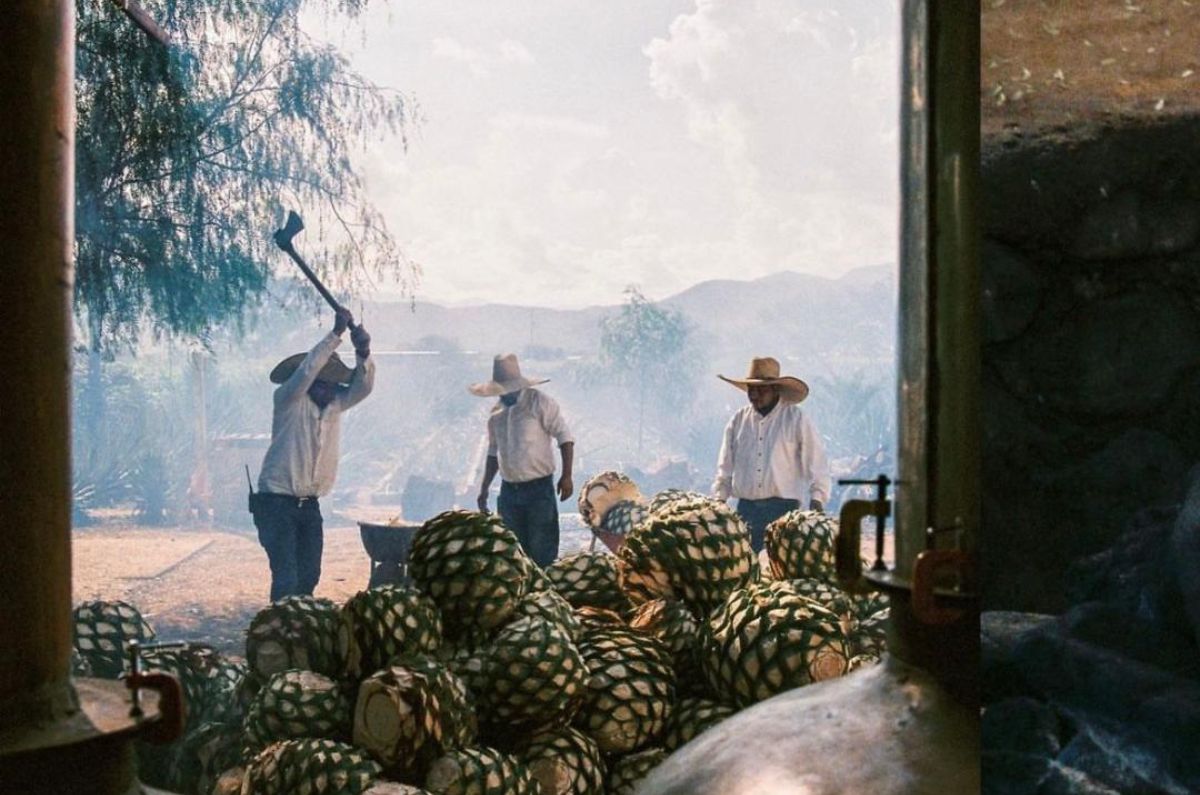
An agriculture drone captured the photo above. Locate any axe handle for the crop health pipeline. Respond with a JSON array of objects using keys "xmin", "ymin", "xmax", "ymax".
[
  {"xmin": 278, "ymin": 241, "xmax": 358, "ymax": 331},
  {"xmin": 111, "ymin": 0, "xmax": 171, "ymax": 46}
]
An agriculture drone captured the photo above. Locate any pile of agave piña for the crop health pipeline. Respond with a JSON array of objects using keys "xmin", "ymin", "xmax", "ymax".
[{"xmin": 71, "ymin": 478, "xmax": 887, "ymax": 795}]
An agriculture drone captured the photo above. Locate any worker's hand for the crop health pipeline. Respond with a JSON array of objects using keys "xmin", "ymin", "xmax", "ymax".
[
  {"xmin": 557, "ymin": 474, "xmax": 574, "ymax": 502},
  {"xmin": 476, "ymin": 492, "xmax": 489, "ymax": 513},
  {"xmin": 332, "ymin": 306, "xmax": 354, "ymax": 336},
  {"xmin": 351, "ymin": 324, "xmax": 371, "ymax": 357},
  {"xmin": 809, "ymin": 499, "xmax": 824, "ymax": 513}
]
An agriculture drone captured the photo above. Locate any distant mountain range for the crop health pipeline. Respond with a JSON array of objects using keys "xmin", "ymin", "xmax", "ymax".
[{"xmin": 357, "ymin": 264, "xmax": 897, "ymax": 378}]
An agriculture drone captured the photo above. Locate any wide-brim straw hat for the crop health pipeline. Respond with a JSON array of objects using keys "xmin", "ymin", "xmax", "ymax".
[
  {"xmin": 468, "ymin": 353, "xmax": 549, "ymax": 397},
  {"xmin": 718, "ymin": 356, "xmax": 809, "ymax": 403},
  {"xmin": 270, "ymin": 351, "xmax": 354, "ymax": 385}
]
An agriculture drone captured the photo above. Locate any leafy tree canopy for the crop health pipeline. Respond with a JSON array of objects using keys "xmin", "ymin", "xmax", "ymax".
[
  {"xmin": 75, "ymin": 0, "xmax": 414, "ymax": 349},
  {"xmin": 600, "ymin": 286, "xmax": 691, "ymax": 381},
  {"xmin": 600, "ymin": 286, "xmax": 694, "ymax": 454}
]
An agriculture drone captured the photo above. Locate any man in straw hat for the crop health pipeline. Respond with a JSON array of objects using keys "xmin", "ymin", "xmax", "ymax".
[
  {"xmin": 712, "ymin": 356, "xmax": 830, "ymax": 553},
  {"xmin": 251, "ymin": 306, "xmax": 374, "ymax": 601},
  {"xmin": 471, "ymin": 353, "xmax": 575, "ymax": 566}
]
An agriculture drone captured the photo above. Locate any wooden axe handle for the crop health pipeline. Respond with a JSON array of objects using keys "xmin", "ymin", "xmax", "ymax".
[
  {"xmin": 279, "ymin": 242, "xmax": 358, "ymax": 332},
  {"xmin": 273, "ymin": 216, "xmax": 358, "ymax": 331},
  {"xmin": 111, "ymin": 0, "xmax": 171, "ymax": 46}
]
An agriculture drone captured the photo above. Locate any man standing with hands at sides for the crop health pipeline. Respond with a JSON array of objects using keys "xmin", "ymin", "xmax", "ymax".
[
  {"xmin": 252, "ymin": 306, "xmax": 374, "ymax": 602},
  {"xmin": 712, "ymin": 356, "xmax": 831, "ymax": 554},
  {"xmin": 472, "ymin": 353, "xmax": 574, "ymax": 567}
]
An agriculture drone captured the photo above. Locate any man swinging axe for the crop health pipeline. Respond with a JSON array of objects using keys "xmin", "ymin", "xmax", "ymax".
[{"xmin": 250, "ymin": 211, "xmax": 374, "ymax": 602}]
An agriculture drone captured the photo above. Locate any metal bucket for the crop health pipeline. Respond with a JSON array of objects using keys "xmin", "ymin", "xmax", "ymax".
[{"xmin": 357, "ymin": 521, "xmax": 420, "ymax": 587}]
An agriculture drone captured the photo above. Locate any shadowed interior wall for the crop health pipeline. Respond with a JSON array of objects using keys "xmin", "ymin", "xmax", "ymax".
[{"xmin": 981, "ymin": 119, "xmax": 1200, "ymax": 612}]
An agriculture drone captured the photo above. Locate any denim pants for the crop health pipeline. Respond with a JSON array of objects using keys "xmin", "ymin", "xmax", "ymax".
[
  {"xmin": 499, "ymin": 475, "xmax": 560, "ymax": 567},
  {"xmin": 251, "ymin": 493, "xmax": 324, "ymax": 602},
  {"xmin": 736, "ymin": 496, "xmax": 801, "ymax": 553}
]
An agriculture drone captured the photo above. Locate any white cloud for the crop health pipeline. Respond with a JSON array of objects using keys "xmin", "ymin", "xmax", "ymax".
[
  {"xmin": 489, "ymin": 113, "xmax": 609, "ymax": 139},
  {"xmin": 646, "ymin": 0, "xmax": 899, "ymax": 192},
  {"xmin": 499, "ymin": 39, "xmax": 535, "ymax": 64},
  {"xmin": 634, "ymin": 0, "xmax": 900, "ymax": 292},
  {"xmin": 431, "ymin": 36, "xmax": 491, "ymax": 77},
  {"xmin": 430, "ymin": 36, "xmax": 536, "ymax": 78},
  {"xmin": 350, "ymin": 1, "xmax": 898, "ymax": 308}
]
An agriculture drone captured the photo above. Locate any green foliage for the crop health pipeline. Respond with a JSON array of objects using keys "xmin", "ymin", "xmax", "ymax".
[
  {"xmin": 806, "ymin": 371, "xmax": 895, "ymax": 463},
  {"xmin": 600, "ymin": 287, "xmax": 690, "ymax": 383},
  {"xmin": 75, "ymin": 0, "xmax": 413, "ymax": 348},
  {"xmin": 72, "ymin": 354, "xmax": 193, "ymax": 522},
  {"xmin": 71, "ymin": 345, "xmax": 283, "ymax": 526},
  {"xmin": 600, "ymin": 286, "xmax": 696, "ymax": 455},
  {"xmin": 72, "ymin": 356, "xmax": 137, "ymax": 520},
  {"xmin": 805, "ymin": 371, "xmax": 896, "ymax": 511}
]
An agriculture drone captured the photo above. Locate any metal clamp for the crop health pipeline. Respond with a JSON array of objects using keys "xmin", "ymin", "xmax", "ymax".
[
  {"xmin": 834, "ymin": 475, "xmax": 892, "ymax": 593},
  {"xmin": 911, "ymin": 549, "xmax": 973, "ymax": 625},
  {"xmin": 122, "ymin": 640, "xmax": 187, "ymax": 744}
]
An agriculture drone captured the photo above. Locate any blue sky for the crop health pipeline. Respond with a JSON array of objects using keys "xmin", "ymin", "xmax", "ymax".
[{"xmin": 317, "ymin": 0, "xmax": 900, "ymax": 307}]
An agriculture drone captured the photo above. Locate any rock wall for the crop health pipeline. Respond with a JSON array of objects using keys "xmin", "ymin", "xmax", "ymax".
[{"xmin": 982, "ymin": 118, "xmax": 1200, "ymax": 612}]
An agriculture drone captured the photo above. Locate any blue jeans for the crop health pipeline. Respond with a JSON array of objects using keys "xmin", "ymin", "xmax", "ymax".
[
  {"xmin": 499, "ymin": 475, "xmax": 560, "ymax": 567},
  {"xmin": 736, "ymin": 497, "xmax": 800, "ymax": 553},
  {"xmin": 251, "ymin": 493, "xmax": 324, "ymax": 602}
]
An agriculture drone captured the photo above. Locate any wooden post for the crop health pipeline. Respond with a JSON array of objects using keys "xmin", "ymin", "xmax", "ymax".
[
  {"xmin": 0, "ymin": 6, "xmax": 177, "ymax": 793},
  {"xmin": 0, "ymin": 0, "xmax": 77, "ymax": 729}
]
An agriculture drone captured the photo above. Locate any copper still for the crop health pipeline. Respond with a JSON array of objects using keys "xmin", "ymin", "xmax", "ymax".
[
  {"xmin": 0, "ymin": 3, "xmax": 182, "ymax": 793},
  {"xmin": 638, "ymin": 1, "xmax": 981, "ymax": 792}
]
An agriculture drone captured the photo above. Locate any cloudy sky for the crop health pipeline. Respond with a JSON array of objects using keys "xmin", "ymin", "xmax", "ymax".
[{"xmin": 321, "ymin": 0, "xmax": 900, "ymax": 308}]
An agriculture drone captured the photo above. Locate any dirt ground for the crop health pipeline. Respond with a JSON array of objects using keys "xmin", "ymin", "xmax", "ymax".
[
  {"xmin": 72, "ymin": 509, "xmax": 888, "ymax": 658},
  {"xmin": 70, "ymin": 509, "xmax": 601, "ymax": 656},
  {"xmin": 982, "ymin": 0, "xmax": 1200, "ymax": 137},
  {"xmin": 72, "ymin": 522, "xmax": 369, "ymax": 655}
]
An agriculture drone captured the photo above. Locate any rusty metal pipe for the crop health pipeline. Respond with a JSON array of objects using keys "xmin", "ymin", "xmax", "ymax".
[
  {"xmin": 896, "ymin": 0, "xmax": 981, "ymax": 576},
  {"xmin": 888, "ymin": 0, "xmax": 981, "ymax": 706}
]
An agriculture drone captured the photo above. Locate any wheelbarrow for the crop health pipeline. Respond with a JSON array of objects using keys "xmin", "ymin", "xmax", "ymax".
[{"xmin": 358, "ymin": 521, "xmax": 420, "ymax": 588}]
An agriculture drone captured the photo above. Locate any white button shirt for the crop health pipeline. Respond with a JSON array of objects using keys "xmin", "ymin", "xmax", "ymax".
[
  {"xmin": 258, "ymin": 332, "xmax": 375, "ymax": 497},
  {"xmin": 487, "ymin": 388, "xmax": 574, "ymax": 483},
  {"xmin": 712, "ymin": 401, "xmax": 831, "ymax": 504}
]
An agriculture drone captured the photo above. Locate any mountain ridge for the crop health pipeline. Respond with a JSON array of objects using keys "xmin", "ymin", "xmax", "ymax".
[{"xmin": 272, "ymin": 265, "xmax": 897, "ymax": 378}]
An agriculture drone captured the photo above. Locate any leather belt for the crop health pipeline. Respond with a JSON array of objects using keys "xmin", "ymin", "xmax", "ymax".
[{"xmin": 258, "ymin": 492, "xmax": 320, "ymax": 508}]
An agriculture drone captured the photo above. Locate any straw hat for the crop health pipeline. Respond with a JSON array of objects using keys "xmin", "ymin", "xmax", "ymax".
[
  {"xmin": 718, "ymin": 357, "xmax": 809, "ymax": 403},
  {"xmin": 269, "ymin": 351, "xmax": 354, "ymax": 385},
  {"xmin": 468, "ymin": 353, "xmax": 550, "ymax": 397}
]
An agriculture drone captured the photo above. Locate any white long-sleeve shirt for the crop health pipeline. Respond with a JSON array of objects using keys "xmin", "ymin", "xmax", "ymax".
[
  {"xmin": 258, "ymin": 332, "xmax": 375, "ymax": 497},
  {"xmin": 712, "ymin": 401, "xmax": 830, "ymax": 505},
  {"xmin": 487, "ymin": 388, "xmax": 574, "ymax": 483}
]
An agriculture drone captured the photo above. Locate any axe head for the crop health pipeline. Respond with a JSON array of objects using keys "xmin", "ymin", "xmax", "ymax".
[{"xmin": 273, "ymin": 211, "xmax": 305, "ymax": 249}]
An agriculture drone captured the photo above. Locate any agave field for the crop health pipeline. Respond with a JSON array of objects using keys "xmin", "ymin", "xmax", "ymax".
[{"xmin": 72, "ymin": 481, "xmax": 889, "ymax": 795}]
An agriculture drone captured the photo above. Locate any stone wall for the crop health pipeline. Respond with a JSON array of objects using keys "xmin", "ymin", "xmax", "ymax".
[{"xmin": 982, "ymin": 118, "xmax": 1200, "ymax": 612}]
